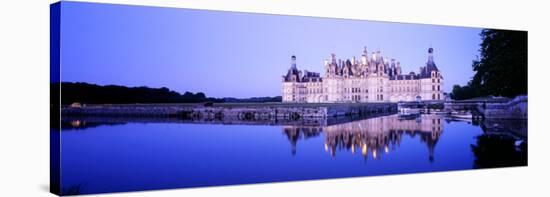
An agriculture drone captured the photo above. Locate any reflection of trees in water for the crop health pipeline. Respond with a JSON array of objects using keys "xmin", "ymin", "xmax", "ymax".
[
  {"xmin": 283, "ymin": 115, "xmax": 443, "ymax": 162},
  {"xmin": 471, "ymin": 135, "xmax": 527, "ymax": 168},
  {"xmin": 471, "ymin": 119, "xmax": 527, "ymax": 168}
]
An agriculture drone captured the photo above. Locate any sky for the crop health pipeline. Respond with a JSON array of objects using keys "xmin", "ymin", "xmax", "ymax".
[{"xmin": 60, "ymin": 1, "xmax": 482, "ymax": 98}]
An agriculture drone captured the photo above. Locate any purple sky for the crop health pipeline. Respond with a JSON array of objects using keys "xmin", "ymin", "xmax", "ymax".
[{"xmin": 60, "ymin": 1, "xmax": 482, "ymax": 98}]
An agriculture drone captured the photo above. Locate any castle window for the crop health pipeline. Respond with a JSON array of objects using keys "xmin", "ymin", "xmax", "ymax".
[
  {"xmin": 432, "ymin": 85, "xmax": 435, "ymax": 91},
  {"xmin": 437, "ymin": 86, "xmax": 440, "ymax": 91},
  {"xmin": 432, "ymin": 94, "xmax": 436, "ymax": 100}
]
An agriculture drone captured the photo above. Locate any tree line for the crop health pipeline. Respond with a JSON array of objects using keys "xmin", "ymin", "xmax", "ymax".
[{"xmin": 52, "ymin": 82, "xmax": 281, "ymax": 104}]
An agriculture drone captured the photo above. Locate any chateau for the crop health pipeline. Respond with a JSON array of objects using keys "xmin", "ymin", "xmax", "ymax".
[{"xmin": 282, "ymin": 47, "xmax": 444, "ymax": 103}]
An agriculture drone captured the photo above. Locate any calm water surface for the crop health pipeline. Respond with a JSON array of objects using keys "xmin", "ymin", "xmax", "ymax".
[{"xmin": 60, "ymin": 114, "xmax": 526, "ymax": 194}]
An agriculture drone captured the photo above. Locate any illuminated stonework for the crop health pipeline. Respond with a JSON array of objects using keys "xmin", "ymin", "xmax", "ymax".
[{"xmin": 282, "ymin": 47, "xmax": 444, "ymax": 103}]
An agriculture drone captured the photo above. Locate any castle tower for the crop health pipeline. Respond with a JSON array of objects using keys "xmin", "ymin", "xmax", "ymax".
[{"xmin": 424, "ymin": 47, "xmax": 439, "ymax": 75}]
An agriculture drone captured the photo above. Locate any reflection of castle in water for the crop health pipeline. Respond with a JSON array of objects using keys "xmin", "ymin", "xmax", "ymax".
[{"xmin": 283, "ymin": 114, "xmax": 443, "ymax": 162}]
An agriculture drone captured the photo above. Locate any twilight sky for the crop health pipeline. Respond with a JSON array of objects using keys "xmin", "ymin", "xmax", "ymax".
[{"xmin": 60, "ymin": 1, "xmax": 482, "ymax": 98}]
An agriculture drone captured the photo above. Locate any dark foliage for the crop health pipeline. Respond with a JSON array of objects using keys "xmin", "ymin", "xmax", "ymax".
[
  {"xmin": 55, "ymin": 82, "xmax": 281, "ymax": 104},
  {"xmin": 451, "ymin": 29, "xmax": 527, "ymax": 100},
  {"xmin": 450, "ymin": 83, "xmax": 478, "ymax": 100}
]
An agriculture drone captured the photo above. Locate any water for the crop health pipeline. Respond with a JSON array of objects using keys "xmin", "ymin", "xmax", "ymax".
[{"xmin": 59, "ymin": 114, "xmax": 527, "ymax": 195}]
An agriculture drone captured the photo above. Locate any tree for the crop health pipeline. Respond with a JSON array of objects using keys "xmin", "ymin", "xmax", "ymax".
[
  {"xmin": 450, "ymin": 83, "xmax": 477, "ymax": 100},
  {"xmin": 451, "ymin": 29, "xmax": 527, "ymax": 100},
  {"xmin": 471, "ymin": 29, "xmax": 527, "ymax": 97}
]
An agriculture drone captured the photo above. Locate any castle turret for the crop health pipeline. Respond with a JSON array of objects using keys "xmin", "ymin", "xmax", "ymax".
[
  {"xmin": 283, "ymin": 55, "xmax": 301, "ymax": 82},
  {"xmin": 422, "ymin": 47, "xmax": 439, "ymax": 78}
]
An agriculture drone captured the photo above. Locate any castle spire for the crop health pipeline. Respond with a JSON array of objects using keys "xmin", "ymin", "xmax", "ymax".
[
  {"xmin": 428, "ymin": 47, "xmax": 434, "ymax": 63},
  {"xmin": 291, "ymin": 55, "xmax": 297, "ymax": 69}
]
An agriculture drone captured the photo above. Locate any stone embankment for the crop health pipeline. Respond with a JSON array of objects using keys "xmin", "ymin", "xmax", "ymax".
[
  {"xmin": 444, "ymin": 95, "xmax": 527, "ymax": 119},
  {"xmin": 62, "ymin": 103, "xmax": 398, "ymax": 121}
]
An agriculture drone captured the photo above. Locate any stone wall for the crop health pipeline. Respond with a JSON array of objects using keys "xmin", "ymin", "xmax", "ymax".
[
  {"xmin": 62, "ymin": 103, "xmax": 398, "ymax": 121},
  {"xmin": 483, "ymin": 95, "xmax": 527, "ymax": 119},
  {"xmin": 443, "ymin": 95, "xmax": 527, "ymax": 119}
]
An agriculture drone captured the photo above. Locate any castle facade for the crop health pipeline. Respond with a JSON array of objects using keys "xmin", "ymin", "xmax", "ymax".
[{"xmin": 282, "ymin": 47, "xmax": 443, "ymax": 103}]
